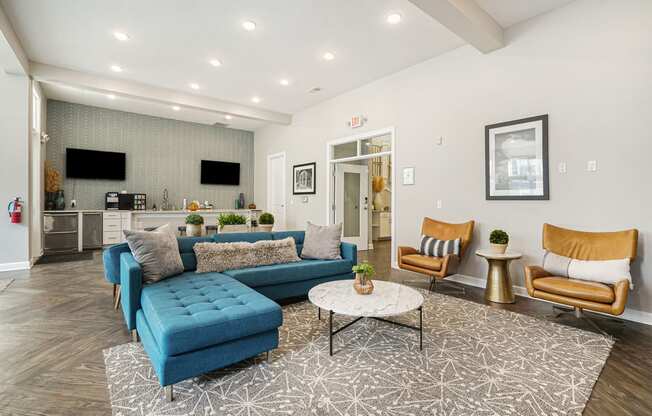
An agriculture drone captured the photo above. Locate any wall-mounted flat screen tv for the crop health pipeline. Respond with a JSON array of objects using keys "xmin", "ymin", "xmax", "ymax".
[
  {"xmin": 66, "ymin": 148, "xmax": 126, "ymax": 180},
  {"xmin": 201, "ymin": 160, "xmax": 240, "ymax": 185}
]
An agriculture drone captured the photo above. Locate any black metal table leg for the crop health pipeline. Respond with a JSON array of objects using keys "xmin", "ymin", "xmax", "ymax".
[
  {"xmin": 419, "ymin": 306, "xmax": 423, "ymax": 351},
  {"xmin": 318, "ymin": 307, "xmax": 321, "ymax": 320},
  {"xmin": 329, "ymin": 310, "xmax": 333, "ymax": 356}
]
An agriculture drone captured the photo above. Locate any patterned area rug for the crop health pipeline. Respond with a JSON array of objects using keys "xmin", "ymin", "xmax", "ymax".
[{"xmin": 104, "ymin": 290, "xmax": 613, "ymax": 416}]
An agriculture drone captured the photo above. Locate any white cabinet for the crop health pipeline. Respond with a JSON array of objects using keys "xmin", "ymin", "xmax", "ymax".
[
  {"xmin": 372, "ymin": 211, "xmax": 391, "ymax": 240},
  {"xmin": 103, "ymin": 211, "xmax": 131, "ymax": 245}
]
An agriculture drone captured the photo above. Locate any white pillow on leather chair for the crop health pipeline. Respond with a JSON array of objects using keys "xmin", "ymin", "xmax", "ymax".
[{"xmin": 542, "ymin": 250, "xmax": 632, "ymax": 288}]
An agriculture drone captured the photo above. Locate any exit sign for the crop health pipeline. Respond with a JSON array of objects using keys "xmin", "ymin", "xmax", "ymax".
[{"xmin": 348, "ymin": 115, "xmax": 366, "ymax": 129}]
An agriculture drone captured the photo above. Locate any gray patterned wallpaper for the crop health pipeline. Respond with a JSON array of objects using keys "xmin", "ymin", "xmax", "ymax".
[{"xmin": 46, "ymin": 100, "xmax": 254, "ymax": 210}]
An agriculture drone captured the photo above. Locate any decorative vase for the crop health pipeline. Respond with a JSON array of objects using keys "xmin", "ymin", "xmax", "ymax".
[
  {"xmin": 239, "ymin": 193, "xmax": 245, "ymax": 209},
  {"xmin": 490, "ymin": 243, "xmax": 508, "ymax": 254},
  {"xmin": 186, "ymin": 223, "xmax": 202, "ymax": 237},
  {"xmin": 354, "ymin": 273, "xmax": 374, "ymax": 295},
  {"xmin": 258, "ymin": 224, "xmax": 273, "ymax": 232},
  {"xmin": 219, "ymin": 224, "xmax": 249, "ymax": 233},
  {"xmin": 54, "ymin": 190, "xmax": 65, "ymax": 210},
  {"xmin": 372, "ymin": 192, "xmax": 385, "ymax": 211}
]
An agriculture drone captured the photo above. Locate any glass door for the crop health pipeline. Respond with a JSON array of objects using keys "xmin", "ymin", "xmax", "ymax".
[{"xmin": 334, "ymin": 164, "xmax": 369, "ymax": 249}]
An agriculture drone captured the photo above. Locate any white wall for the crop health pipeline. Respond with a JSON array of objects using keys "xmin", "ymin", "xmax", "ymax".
[
  {"xmin": 0, "ymin": 71, "xmax": 30, "ymax": 269},
  {"xmin": 254, "ymin": 0, "xmax": 652, "ymax": 314}
]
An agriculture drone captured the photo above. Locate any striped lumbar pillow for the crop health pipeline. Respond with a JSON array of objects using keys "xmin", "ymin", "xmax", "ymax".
[{"xmin": 418, "ymin": 235, "xmax": 461, "ymax": 257}]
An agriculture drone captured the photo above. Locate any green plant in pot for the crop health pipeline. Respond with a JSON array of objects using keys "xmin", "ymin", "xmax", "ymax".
[
  {"xmin": 218, "ymin": 213, "xmax": 248, "ymax": 233},
  {"xmin": 185, "ymin": 214, "xmax": 204, "ymax": 237},
  {"xmin": 489, "ymin": 229, "xmax": 509, "ymax": 254},
  {"xmin": 352, "ymin": 262, "xmax": 375, "ymax": 295},
  {"xmin": 258, "ymin": 212, "xmax": 274, "ymax": 232}
]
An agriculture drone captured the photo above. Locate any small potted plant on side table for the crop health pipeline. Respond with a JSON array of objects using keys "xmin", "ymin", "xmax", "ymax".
[
  {"xmin": 489, "ymin": 229, "xmax": 509, "ymax": 254},
  {"xmin": 185, "ymin": 214, "xmax": 204, "ymax": 237},
  {"xmin": 218, "ymin": 213, "xmax": 248, "ymax": 233},
  {"xmin": 352, "ymin": 262, "xmax": 375, "ymax": 295},
  {"xmin": 258, "ymin": 212, "xmax": 274, "ymax": 232}
]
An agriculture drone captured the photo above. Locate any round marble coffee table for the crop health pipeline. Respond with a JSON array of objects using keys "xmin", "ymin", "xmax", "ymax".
[{"xmin": 308, "ymin": 280, "xmax": 424, "ymax": 355}]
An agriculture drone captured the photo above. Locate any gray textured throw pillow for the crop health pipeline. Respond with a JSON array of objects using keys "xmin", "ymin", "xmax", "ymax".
[
  {"xmin": 301, "ymin": 222, "xmax": 342, "ymax": 260},
  {"xmin": 194, "ymin": 237, "xmax": 301, "ymax": 273},
  {"xmin": 123, "ymin": 224, "xmax": 184, "ymax": 284}
]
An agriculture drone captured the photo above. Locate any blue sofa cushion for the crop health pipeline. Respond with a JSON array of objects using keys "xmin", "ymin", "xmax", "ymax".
[
  {"xmin": 140, "ymin": 272, "xmax": 282, "ymax": 356},
  {"xmin": 103, "ymin": 242, "xmax": 131, "ymax": 284},
  {"xmin": 177, "ymin": 236, "xmax": 213, "ymax": 271},
  {"xmin": 223, "ymin": 258, "xmax": 353, "ymax": 288},
  {"xmin": 212, "ymin": 232, "xmax": 273, "ymax": 244},
  {"xmin": 272, "ymin": 231, "xmax": 305, "ymax": 256}
]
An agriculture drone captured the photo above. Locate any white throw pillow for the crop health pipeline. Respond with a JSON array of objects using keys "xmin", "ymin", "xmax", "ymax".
[
  {"xmin": 567, "ymin": 258, "xmax": 632, "ymax": 288},
  {"xmin": 542, "ymin": 251, "xmax": 571, "ymax": 277}
]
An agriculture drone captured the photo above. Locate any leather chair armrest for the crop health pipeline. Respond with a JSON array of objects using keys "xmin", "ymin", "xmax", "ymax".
[
  {"xmin": 441, "ymin": 254, "xmax": 460, "ymax": 276},
  {"xmin": 611, "ymin": 279, "xmax": 630, "ymax": 316},
  {"xmin": 524, "ymin": 265, "xmax": 551, "ymax": 296},
  {"xmin": 398, "ymin": 246, "xmax": 418, "ymax": 265}
]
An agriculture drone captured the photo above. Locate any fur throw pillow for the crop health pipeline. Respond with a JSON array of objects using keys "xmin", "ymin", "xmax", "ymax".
[{"xmin": 193, "ymin": 237, "xmax": 301, "ymax": 273}]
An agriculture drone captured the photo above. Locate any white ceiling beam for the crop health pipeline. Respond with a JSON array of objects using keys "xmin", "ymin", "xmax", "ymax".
[
  {"xmin": 0, "ymin": 3, "xmax": 28, "ymax": 74},
  {"xmin": 31, "ymin": 62, "xmax": 292, "ymax": 125},
  {"xmin": 408, "ymin": 0, "xmax": 504, "ymax": 53}
]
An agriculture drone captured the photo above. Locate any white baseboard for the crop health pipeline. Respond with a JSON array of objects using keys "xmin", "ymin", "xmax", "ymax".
[
  {"xmin": 0, "ymin": 261, "xmax": 31, "ymax": 272},
  {"xmin": 390, "ymin": 263, "xmax": 652, "ymax": 326}
]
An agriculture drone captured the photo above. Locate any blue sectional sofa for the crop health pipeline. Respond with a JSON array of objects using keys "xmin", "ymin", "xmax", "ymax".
[{"xmin": 103, "ymin": 230, "xmax": 356, "ymax": 399}]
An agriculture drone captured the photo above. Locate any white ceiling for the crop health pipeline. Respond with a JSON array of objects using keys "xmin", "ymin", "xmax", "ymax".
[{"xmin": 2, "ymin": 0, "xmax": 576, "ymax": 131}]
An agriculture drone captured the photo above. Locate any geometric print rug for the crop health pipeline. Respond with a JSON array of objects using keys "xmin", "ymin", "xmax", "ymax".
[{"xmin": 103, "ymin": 290, "xmax": 613, "ymax": 416}]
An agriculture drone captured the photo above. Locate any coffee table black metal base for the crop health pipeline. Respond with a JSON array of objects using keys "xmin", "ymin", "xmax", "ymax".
[{"xmin": 318, "ymin": 307, "xmax": 423, "ymax": 356}]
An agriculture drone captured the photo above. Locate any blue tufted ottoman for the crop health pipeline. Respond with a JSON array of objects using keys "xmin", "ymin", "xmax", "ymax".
[{"xmin": 135, "ymin": 272, "xmax": 282, "ymax": 401}]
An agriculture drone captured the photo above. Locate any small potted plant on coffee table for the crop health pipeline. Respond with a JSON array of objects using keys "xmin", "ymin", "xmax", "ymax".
[
  {"xmin": 489, "ymin": 229, "xmax": 509, "ymax": 254},
  {"xmin": 352, "ymin": 262, "xmax": 375, "ymax": 295},
  {"xmin": 218, "ymin": 213, "xmax": 248, "ymax": 233},
  {"xmin": 258, "ymin": 212, "xmax": 274, "ymax": 232},
  {"xmin": 185, "ymin": 214, "xmax": 204, "ymax": 237}
]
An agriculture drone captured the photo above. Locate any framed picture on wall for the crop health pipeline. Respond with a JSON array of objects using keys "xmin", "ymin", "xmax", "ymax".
[
  {"xmin": 293, "ymin": 162, "xmax": 316, "ymax": 194},
  {"xmin": 485, "ymin": 114, "xmax": 549, "ymax": 200}
]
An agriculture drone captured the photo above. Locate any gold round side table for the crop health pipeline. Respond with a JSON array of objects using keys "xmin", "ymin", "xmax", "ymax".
[{"xmin": 475, "ymin": 250, "xmax": 522, "ymax": 304}]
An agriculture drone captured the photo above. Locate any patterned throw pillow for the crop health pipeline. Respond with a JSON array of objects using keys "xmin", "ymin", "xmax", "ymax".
[{"xmin": 418, "ymin": 235, "xmax": 461, "ymax": 258}]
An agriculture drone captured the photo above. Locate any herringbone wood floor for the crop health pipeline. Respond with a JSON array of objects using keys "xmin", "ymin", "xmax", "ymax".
[{"xmin": 0, "ymin": 240, "xmax": 650, "ymax": 415}]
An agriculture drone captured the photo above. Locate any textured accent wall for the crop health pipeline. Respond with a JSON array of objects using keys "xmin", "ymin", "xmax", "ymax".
[{"xmin": 46, "ymin": 100, "xmax": 254, "ymax": 210}]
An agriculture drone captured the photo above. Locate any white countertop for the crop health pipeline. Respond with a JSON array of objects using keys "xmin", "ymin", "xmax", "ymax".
[{"xmin": 44, "ymin": 208, "xmax": 260, "ymax": 214}]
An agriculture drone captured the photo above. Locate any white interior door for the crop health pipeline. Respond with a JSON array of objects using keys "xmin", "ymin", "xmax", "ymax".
[
  {"xmin": 335, "ymin": 163, "xmax": 369, "ymax": 249},
  {"xmin": 267, "ymin": 152, "xmax": 286, "ymax": 230}
]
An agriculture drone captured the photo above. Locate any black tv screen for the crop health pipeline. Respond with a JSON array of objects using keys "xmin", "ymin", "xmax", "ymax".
[
  {"xmin": 201, "ymin": 160, "xmax": 240, "ymax": 185},
  {"xmin": 66, "ymin": 148, "xmax": 126, "ymax": 180}
]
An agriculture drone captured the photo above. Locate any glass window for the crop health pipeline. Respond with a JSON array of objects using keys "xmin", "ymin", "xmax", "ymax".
[
  {"xmin": 332, "ymin": 141, "xmax": 357, "ymax": 159},
  {"xmin": 361, "ymin": 134, "xmax": 391, "ymax": 156}
]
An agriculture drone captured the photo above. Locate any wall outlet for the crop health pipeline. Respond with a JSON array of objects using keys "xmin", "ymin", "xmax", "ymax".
[
  {"xmin": 587, "ymin": 160, "xmax": 597, "ymax": 172},
  {"xmin": 302, "ymin": 196, "xmax": 309, "ymax": 203},
  {"xmin": 289, "ymin": 198, "xmax": 294, "ymax": 205},
  {"xmin": 436, "ymin": 200, "xmax": 442, "ymax": 209},
  {"xmin": 558, "ymin": 162, "xmax": 567, "ymax": 174}
]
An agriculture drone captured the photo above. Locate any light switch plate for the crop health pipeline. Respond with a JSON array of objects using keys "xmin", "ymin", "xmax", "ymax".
[
  {"xmin": 558, "ymin": 162, "xmax": 567, "ymax": 174},
  {"xmin": 436, "ymin": 200, "xmax": 442, "ymax": 209},
  {"xmin": 587, "ymin": 160, "xmax": 597, "ymax": 172},
  {"xmin": 436, "ymin": 136, "xmax": 443, "ymax": 145},
  {"xmin": 302, "ymin": 196, "xmax": 309, "ymax": 203}
]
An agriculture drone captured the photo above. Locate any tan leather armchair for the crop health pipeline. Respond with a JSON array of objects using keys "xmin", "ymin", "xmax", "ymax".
[
  {"xmin": 525, "ymin": 224, "xmax": 638, "ymax": 322},
  {"xmin": 398, "ymin": 218, "xmax": 475, "ymax": 290}
]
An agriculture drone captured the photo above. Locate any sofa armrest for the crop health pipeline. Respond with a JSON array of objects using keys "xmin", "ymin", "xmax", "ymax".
[
  {"xmin": 524, "ymin": 265, "xmax": 551, "ymax": 296},
  {"xmin": 340, "ymin": 242, "xmax": 357, "ymax": 266},
  {"xmin": 611, "ymin": 279, "xmax": 630, "ymax": 316},
  {"xmin": 120, "ymin": 252, "xmax": 143, "ymax": 331},
  {"xmin": 440, "ymin": 254, "xmax": 460, "ymax": 276}
]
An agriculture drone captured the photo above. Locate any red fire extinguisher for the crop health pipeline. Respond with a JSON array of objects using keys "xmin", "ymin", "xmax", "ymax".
[{"xmin": 8, "ymin": 197, "xmax": 23, "ymax": 224}]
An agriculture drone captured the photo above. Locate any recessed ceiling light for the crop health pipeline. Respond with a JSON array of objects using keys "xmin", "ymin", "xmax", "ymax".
[
  {"xmin": 107, "ymin": 94, "xmax": 116, "ymax": 100},
  {"xmin": 113, "ymin": 31, "xmax": 129, "ymax": 41},
  {"xmin": 242, "ymin": 21, "xmax": 256, "ymax": 31},
  {"xmin": 189, "ymin": 83, "xmax": 200, "ymax": 90},
  {"xmin": 323, "ymin": 52, "xmax": 335, "ymax": 61},
  {"xmin": 172, "ymin": 105, "xmax": 180, "ymax": 111},
  {"xmin": 251, "ymin": 96, "xmax": 261, "ymax": 103},
  {"xmin": 209, "ymin": 58, "xmax": 222, "ymax": 67},
  {"xmin": 386, "ymin": 13, "xmax": 402, "ymax": 24},
  {"xmin": 279, "ymin": 79, "xmax": 290, "ymax": 86},
  {"xmin": 225, "ymin": 115, "xmax": 233, "ymax": 120},
  {"xmin": 110, "ymin": 65, "xmax": 123, "ymax": 73}
]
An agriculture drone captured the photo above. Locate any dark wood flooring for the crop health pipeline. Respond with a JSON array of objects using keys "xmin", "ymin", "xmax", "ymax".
[{"xmin": 0, "ymin": 240, "xmax": 650, "ymax": 415}]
